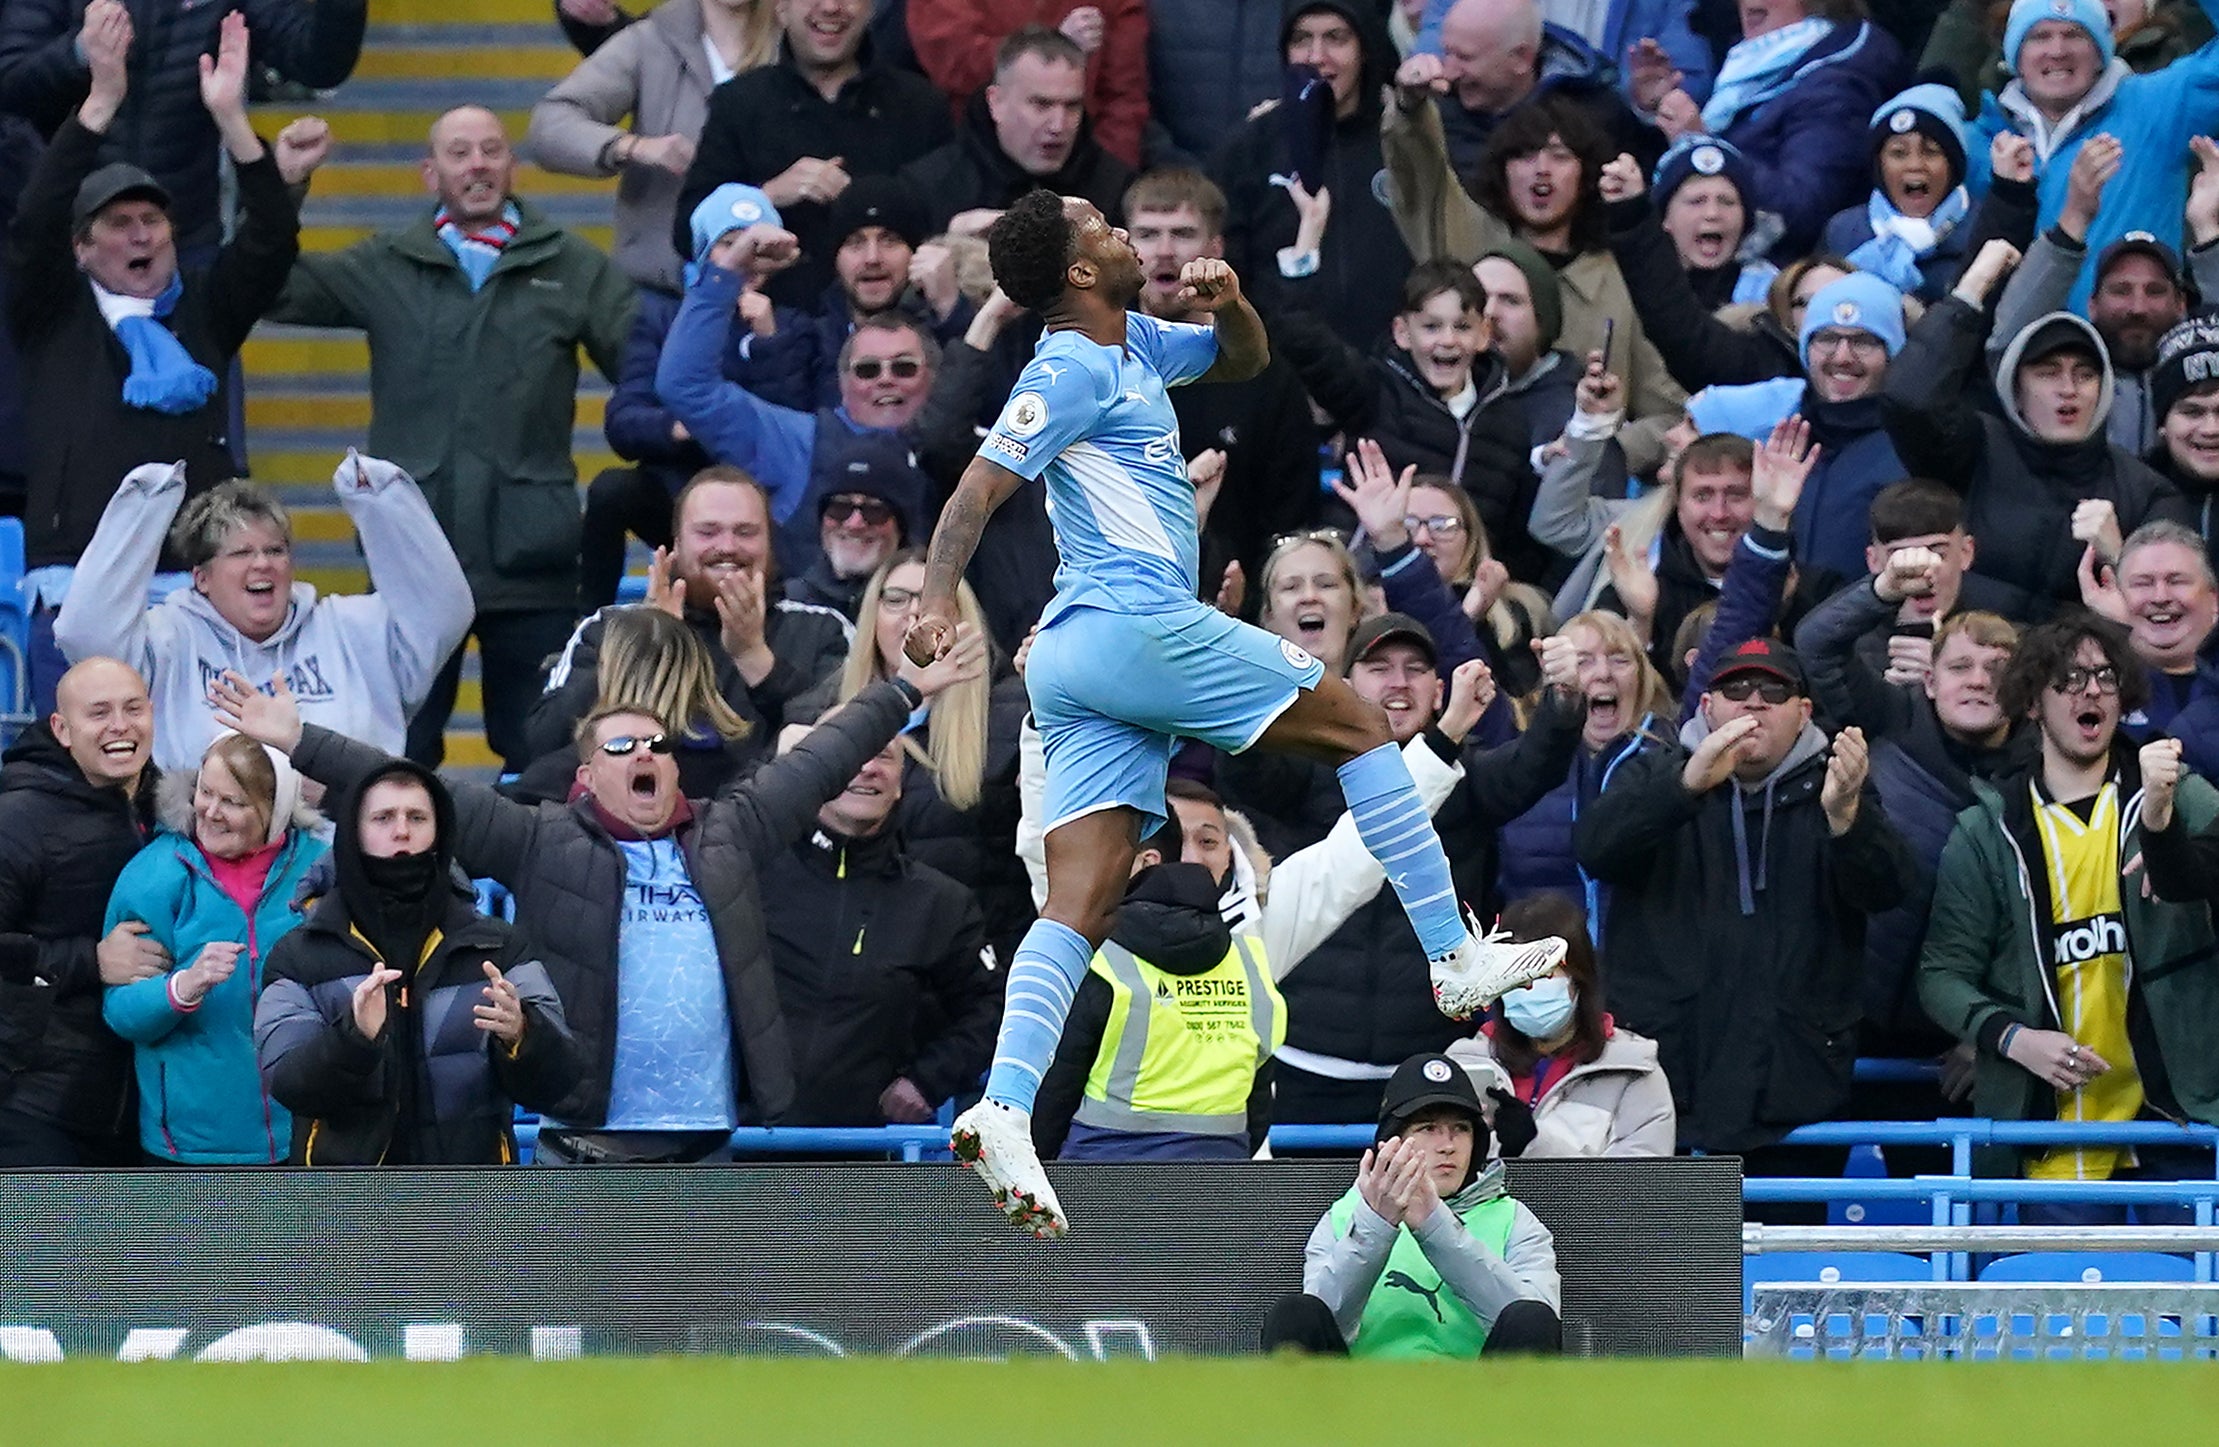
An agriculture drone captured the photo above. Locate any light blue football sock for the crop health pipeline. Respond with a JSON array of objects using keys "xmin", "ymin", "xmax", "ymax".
[
  {"xmin": 984, "ymin": 917, "xmax": 1094, "ymax": 1113},
  {"xmin": 1338, "ymin": 742, "xmax": 1466, "ymax": 958}
]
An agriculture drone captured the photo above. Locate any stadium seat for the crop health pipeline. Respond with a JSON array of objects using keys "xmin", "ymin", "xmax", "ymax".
[
  {"xmin": 1826, "ymin": 1143, "xmax": 1931, "ymax": 1227},
  {"xmin": 1977, "ymin": 1252, "xmax": 2196, "ymax": 1285},
  {"xmin": 1745, "ymin": 1251, "xmax": 1933, "ymax": 1313},
  {"xmin": 473, "ymin": 877, "xmax": 516, "ymax": 923},
  {"xmin": 616, "ymin": 574, "xmax": 648, "ymax": 603},
  {"xmin": 0, "ymin": 516, "xmax": 31, "ymax": 742}
]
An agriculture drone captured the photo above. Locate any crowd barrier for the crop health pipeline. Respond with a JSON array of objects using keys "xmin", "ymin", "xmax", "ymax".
[{"xmin": 0, "ymin": 1159, "xmax": 1744, "ymax": 1361}]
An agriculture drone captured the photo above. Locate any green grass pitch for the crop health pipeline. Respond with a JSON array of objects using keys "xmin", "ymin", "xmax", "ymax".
[{"xmin": 7, "ymin": 1358, "xmax": 2218, "ymax": 1445}]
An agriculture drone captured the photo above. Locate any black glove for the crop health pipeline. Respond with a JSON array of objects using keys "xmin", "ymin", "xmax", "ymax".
[{"xmin": 1487, "ymin": 1087, "xmax": 1538, "ymax": 1158}]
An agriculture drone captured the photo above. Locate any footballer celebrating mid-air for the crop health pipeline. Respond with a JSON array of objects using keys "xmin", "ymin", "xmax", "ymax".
[{"xmin": 905, "ymin": 190, "xmax": 1565, "ymax": 1238}]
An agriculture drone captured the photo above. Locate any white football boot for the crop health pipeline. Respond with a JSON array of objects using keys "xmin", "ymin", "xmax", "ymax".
[
  {"xmin": 1430, "ymin": 913, "xmax": 1568, "ymax": 1020},
  {"xmin": 950, "ymin": 1098, "xmax": 1068, "ymax": 1239}
]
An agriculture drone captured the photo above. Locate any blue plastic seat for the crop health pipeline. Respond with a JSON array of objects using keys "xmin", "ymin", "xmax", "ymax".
[
  {"xmin": 1977, "ymin": 1252, "xmax": 2196, "ymax": 1284},
  {"xmin": 1746, "ymin": 1251, "xmax": 1933, "ymax": 1313},
  {"xmin": 472, "ymin": 877, "xmax": 516, "ymax": 923},
  {"xmin": 0, "ymin": 516, "xmax": 31, "ymax": 739}
]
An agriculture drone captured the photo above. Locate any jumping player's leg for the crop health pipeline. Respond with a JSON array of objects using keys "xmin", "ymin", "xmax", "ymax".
[
  {"xmin": 956, "ymin": 609, "xmax": 1168, "ymax": 1236},
  {"xmin": 1256, "ymin": 672, "xmax": 1466, "ymax": 956},
  {"xmin": 984, "ymin": 807, "xmax": 1139, "ymax": 1112},
  {"xmin": 1253, "ymin": 667, "xmax": 1565, "ymax": 1017}
]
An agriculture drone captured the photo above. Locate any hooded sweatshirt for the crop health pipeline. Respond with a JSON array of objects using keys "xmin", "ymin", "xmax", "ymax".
[
  {"xmin": 1882, "ymin": 301, "xmax": 2187, "ymax": 613},
  {"xmin": 52, "ymin": 452, "xmax": 474, "ymax": 776}
]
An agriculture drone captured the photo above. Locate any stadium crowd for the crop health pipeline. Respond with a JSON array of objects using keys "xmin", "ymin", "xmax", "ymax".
[{"xmin": 1, "ymin": 0, "xmax": 2218, "ymax": 1294}]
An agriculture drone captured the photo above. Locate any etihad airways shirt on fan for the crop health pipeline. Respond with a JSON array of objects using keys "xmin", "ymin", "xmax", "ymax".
[{"xmin": 979, "ymin": 311, "xmax": 1218, "ymax": 627}]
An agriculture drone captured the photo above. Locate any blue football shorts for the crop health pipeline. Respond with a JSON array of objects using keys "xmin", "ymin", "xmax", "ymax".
[{"xmin": 1026, "ymin": 597, "xmax": 1327, "ymax": 834}]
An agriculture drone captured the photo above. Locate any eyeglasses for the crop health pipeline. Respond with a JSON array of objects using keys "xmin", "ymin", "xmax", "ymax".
[
  {"xmin": 878, "ymin": 584, "xmax": 921, "ymax": 612},
  {"xmin": 848, "ymin": 357, "xmax": 924, "ymax": 381},
  {"xmin": 1404, "ymin": 514, "xmax": 1465, "ymax": 536},
  {"xmin": 2052, "ymin": 666, "xmax": 2121, "ymax": 696},
  {"xmin": 1807, "ymin": 330, "xmax": 1885, "ymax": 359},
  {"xmin": 597, "ymin": 733, "xmax": 674, "ymax": 758},
  {"xmin": 822, "ymin": 495, "xmax": 896, "ymax": 527},
  {"xmin": 1713, "ymin": 676, "xmax": 1796, "ymax": 705}
]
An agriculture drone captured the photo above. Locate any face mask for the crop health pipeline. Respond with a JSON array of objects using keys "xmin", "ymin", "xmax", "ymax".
[{"xmin": 1502, "ymin": 974, "xmax": 1576, "ymax": 1041}]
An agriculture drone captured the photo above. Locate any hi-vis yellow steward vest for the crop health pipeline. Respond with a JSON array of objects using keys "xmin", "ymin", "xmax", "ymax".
[{"xmin": 1073, "ymin": 936, "xmax": 1286, "ymax": 1137}]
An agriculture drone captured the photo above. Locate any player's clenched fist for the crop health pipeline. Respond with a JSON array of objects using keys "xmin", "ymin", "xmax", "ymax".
[
  {"xmin": 1173, "ymin": 258, "xmax": 1241, "ymax": 312},
  {"xmin": 903, "ymin": 612, "xmax": 954, "ymax": 667}
]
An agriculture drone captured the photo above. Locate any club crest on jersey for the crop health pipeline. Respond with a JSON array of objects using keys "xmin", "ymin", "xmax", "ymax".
[{"xmin": 1004, "ymin": 391, "xmax": 1049, "ymax": 438}]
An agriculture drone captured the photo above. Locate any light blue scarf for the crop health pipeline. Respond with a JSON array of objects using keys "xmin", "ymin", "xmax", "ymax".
[
  {"xmin": 106, "ymin": 271, "xmax": 217, "ymax": 415},
  {"xmin": 1701, "ymin": 16, "xmax": 1835, "ymax": 133},
  {"xmin": 1846, "ymin": 185, "xmax": 1970, "ymax": 295}
]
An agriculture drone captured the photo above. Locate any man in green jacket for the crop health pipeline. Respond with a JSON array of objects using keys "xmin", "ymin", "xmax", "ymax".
[
  {"xmin": 1920, "ymin": 612, "xmax": 2219, "ymax": 1214},
  {"xmin": 269, "ymin": 105, "xmax": 636, "ymax": 772},
  {"xmin": 1261, "ymin": 1050, "xmax": 1563, "ymax": 1357}
]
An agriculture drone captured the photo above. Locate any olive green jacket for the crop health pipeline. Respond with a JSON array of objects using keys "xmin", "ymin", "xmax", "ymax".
[{"xmin": 271, "ymin": 200, "xmax": 636, "ymax": 613}]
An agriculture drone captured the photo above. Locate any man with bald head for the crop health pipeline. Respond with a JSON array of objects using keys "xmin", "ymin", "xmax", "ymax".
[
  {"xmin": 1394, "ymin": 0, "xmax": 1660, "ymax": 181},
  {"xmin": 0, "ymin": 658, "xmax": 163, "ymax": 1164},
  {"xmin": 272, "ymin": 104, "xmax": 637, "ymax": 771},
  {"xmin": 1406, "ymin": 0, "xmax": 1713, "ymax": 120}
]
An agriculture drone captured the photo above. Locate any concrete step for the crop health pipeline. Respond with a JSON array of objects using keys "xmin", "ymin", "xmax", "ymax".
[
  {"xmin": 245, "ymin": 389, "xmax": 607, "ymax": 433},
  {"xmin": 363, "ymin": 0, "xmax": 557, "ymax": 25},
  {"xmin": 352, "ymin": 40, "xmax": 579, "ymax": 83}
]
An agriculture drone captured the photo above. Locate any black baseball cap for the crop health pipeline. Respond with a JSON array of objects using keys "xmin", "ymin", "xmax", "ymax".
[
  {"xmin": 1376, "ymin": 1052, "xmax": 1489, "ymax": 1148},
  {"xmin": 1709, "ymin": 637, "xmax": 1807, "ymax": 694},
  {"xmin": 2095, "ymin": 231, "xmax": 2187, "ymax": 295},
  {"xmin": 72, "ymin": 162, "xmax": 169, "ymax": 231},
  {"xmin": 1344, "ymin": 612, "xmax": 1437, "ymax": 675}
]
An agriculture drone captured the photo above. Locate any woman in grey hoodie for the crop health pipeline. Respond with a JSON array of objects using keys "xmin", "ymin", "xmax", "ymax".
[{"xmin": 53, "ymin": 451, "xmax": 472, "ymax": 776}]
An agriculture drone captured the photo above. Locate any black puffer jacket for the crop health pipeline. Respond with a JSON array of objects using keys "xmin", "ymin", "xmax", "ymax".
[
  {"xmin": 0, "ymin": 723, "xmax": 156, "ymax": 1144},
  {"xmin": 0, "ymin": 0, "xmax": 365, "ymax": 253},
  {"xmin": 1883, "ymin": 300, "xmax": 2189, "ymax": 615},
  {"xmin": 1277, "ymin": 312, "xmax": 1546, "ymax": 581},
  {"xmin": 288, "ymin": 680, "xmax": 914, "ymax": 1127},
  {"xmin": 257, "ymin": 891, "xmax": 580, "ymax": 1166},
  {"xmin": 1575, "ymin": 717, "xmax": 1913, "ymax": 1151},
  {"xmin": 899, "ymin": 88, "xmax": 1135, "ymax": 237},
  {"xmin": 1208, "ymin": 0, "xmax": 1410, "ymax": 350},
  {"xmin": 760, "ymin": 818, "xmax": 997, "ymax": 1127}
]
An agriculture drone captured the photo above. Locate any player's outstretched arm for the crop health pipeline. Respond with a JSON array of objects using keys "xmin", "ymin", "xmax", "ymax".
[
  {"xmin": 1177, "ymin": 258, "xmax": 1269, "ymax": 385},
  {"xmin": 906, "ymin": 453, "xmax": 1030, "ymax": 663}
]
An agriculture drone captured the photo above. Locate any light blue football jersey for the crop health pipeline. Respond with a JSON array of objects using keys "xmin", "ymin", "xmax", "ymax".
[{"xmin": 978, "ymin": 310, "xmax": 1218, "ymax": 623}]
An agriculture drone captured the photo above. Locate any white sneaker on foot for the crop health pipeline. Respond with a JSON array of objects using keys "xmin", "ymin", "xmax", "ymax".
[
  {"xmin": 1431, "ymin": 917, "xmax": 1566, "ymax": 1020},
  {"xmin": 951, "ymin": 1098, "xmax": 1068, "ymax": 1239}
]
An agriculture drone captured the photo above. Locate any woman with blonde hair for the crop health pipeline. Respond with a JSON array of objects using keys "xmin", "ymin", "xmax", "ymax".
[
  {"xmin": 805, "ymin": 550, "xmax": 1031, "ymax": 954},
  {"xmin": 507, "ymin": 606, "xmax": 754, "ymax": 803},
  {"xmin": 1256, "ymin": 530, "xmax": 1365, "ymax": 675},
  {"xmin": 1494, "ymin": 611, "xmax": 1676, "ymax": 930},
  {"xmin": 102, "ymin": 732, "xmax": 327, "ymax": 1163}
]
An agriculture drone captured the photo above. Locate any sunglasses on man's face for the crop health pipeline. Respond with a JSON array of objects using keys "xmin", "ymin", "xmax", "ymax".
[
  {"xmin": 822, "ymin": 495, "xmax": 896, "ymax": 527},
  {"xmin": 1713, "ymin": 676, "xmax": 1796, "ymax": 705},
  {"xmin": 597, "ymin": 733, "xmax": 674, "ymax": 758},
  {"xmin": 848, "ymin": 357, "xmax": 924, "ymax": 381}
]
